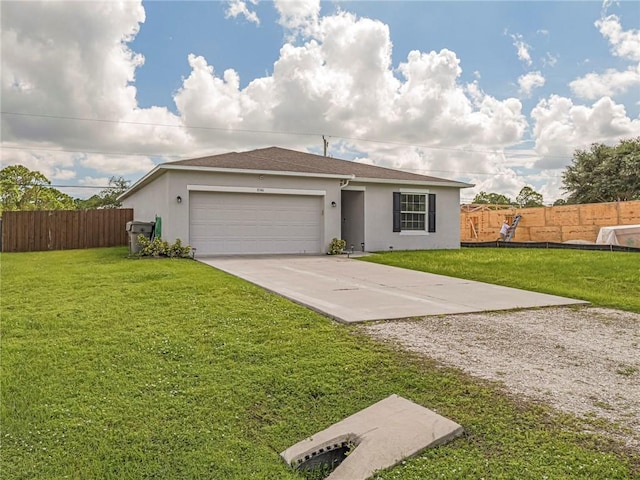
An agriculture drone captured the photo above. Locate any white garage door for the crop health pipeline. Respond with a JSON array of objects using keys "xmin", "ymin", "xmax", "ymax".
[{"xmin": 190, "ymin": 191, "xmax": 323, "ymax": 255}]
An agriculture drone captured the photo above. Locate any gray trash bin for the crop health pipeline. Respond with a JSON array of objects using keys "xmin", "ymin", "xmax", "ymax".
[{"xmin": 126, "ymin": 220, "xmax": 154, "ymax": 254}]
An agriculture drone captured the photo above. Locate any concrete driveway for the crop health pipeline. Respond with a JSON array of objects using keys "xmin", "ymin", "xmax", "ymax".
[{"xmin": 198, "ymin": 255, "xmax": 588, "ymax": 323}]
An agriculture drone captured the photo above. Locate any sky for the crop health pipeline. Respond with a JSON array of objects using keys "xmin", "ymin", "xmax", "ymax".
[{"xmin": 1, "ymin": 0, "xmax": 639, "ymax": 204}]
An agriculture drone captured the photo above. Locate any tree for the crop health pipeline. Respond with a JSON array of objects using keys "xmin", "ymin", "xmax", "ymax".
[
  {"xmin": 0, "ymin": 165, "xmax": 75, "ymax": 212},
  {"xmin": 516, "ymin": 186, "xmax": 544, "ymax": 208},
  {"xmin": 562, "ymin": 137, "xmax": 640, "ymax": 204},
  {"xmin": 98, "ymin": 176, "xmax": 130, "ymax": 208},
  {"xmin": 472, "ymin": 191, "xmax": 513, "ymax": 205},
  {"xmin": 75, "ymin": 176, "xmax": 130, "ymax": 209},
  {"xmin": 74, "ymin": 194, "xmax": 103, "ymax": 210}
]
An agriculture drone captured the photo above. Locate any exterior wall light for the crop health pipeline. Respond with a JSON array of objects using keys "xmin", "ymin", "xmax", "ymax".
[
  {"xmin": 176, "ymin": 195, "xmax": 182, "ymax": 203},
  {"xmin": 331, "ymin": 201, "xmax": 337, "ymax": 207}
]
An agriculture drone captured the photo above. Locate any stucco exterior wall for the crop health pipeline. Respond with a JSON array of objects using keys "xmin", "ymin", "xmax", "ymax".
[
  {"xmin": 121, "ymin": 173, "xmax": 169, "ymax": 226},
  {"xmin": 353, "ymin": 183, "xmax": 462, "ymax": 251},
  {"xmin": 125, "ymin": 169, "xmax": 343, "ymax": 252},
  {"xmin": 122, "ymin": 169, "xmax": 464, "ymax": 253}
]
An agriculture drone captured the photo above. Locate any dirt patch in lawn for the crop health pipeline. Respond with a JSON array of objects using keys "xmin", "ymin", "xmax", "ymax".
[{"xmin": 363, "ymin": 306, "xmax": 640, "ymax": 448}]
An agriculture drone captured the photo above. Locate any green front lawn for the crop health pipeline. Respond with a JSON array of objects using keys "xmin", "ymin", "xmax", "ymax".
[
  {"xmin": 1, "ymin": 248, "xmax": 638, "ymax": 479},
  {"xmin": 361, "ymin": 248, "xmax": 640, "ymax": 312}
]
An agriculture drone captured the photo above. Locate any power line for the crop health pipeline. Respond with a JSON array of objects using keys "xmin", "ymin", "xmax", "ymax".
[
  {"xmin": 0, "ymin": 143, "xmax": 564, "ymax": 179},
  {"xmin": 49, "ymin": 184, "xmax": 112, "ymax": 189},
  {"xmin": 0, "ymin": 111, "xmax": 319, "ymax": 138},
  {"xmin": 0, "ymin": 144, "xmax": 180, "ymax": 159},
  {"xmin": 3, "ymin": 182, "xmax": 114, "ymax": 189},
  {"xmin": 0, "ymin": 110, "xmax": 574, "ymax": 161}
]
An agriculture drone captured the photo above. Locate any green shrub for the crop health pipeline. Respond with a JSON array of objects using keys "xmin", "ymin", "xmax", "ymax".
[
  {"xmin": 137, "ymin": 235, "xmax": 192, "ymax": 258},
  {"xmin": 328, "ymin": 238, "xmax": 346, "ymax": 255}
]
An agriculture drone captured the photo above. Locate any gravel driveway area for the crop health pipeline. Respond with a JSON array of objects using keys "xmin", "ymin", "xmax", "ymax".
[{"xmin": 363, "ymin": 306, "xmax": 640, "ymax": 447}]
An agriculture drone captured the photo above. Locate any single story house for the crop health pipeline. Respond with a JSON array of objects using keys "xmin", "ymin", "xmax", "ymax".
[{"xmin": 119, "ymin": 147, "xmax": 473, "ymax": 255}]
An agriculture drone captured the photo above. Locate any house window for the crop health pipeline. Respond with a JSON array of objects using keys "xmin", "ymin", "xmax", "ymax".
[
  {"xmin": 401, "ymin": 194, "xmax": 426, "ymax": 230},
  {"xmin": 393, "ymin": 192, "xmax": 436, "ymax": 233}
]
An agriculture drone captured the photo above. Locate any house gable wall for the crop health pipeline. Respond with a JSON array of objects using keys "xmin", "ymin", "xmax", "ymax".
[
  {"xmin": 121, "ymin": 172, "xmax": 169, "ymax": 227},
  {"xmin": 356, "ymin": 183, "xmax": 461, "ymax": 251}
]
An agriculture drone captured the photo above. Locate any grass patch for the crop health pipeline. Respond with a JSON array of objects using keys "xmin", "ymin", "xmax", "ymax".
[
  {"xmin": 2, "ymin": 248, "xmax": 638, "ymax": 479},
  {"xmin": 360, "ymin": 248, "xmax": 640, "ymax": 312},
  {"xmin": 616, "ymin": 365, "xmax": 639, "ymax": 377}
]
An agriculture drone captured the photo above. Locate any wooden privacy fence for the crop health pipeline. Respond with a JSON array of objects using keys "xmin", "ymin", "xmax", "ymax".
[
  {"xmin": 460, "ymin": 200, "xmax": 640, "ymax": 243},
  {"xmin": 1, "ymin": 209, "xmax": 134, "ymax": 252}
]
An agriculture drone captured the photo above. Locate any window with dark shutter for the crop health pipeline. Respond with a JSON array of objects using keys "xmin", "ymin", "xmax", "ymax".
[
  {"xmin": 393, "ymin": 192, "xmax": 435, "ymax": 232},
  {"xmin": 428, "ymin": 193, "xmax": 436, "ymax": 232},
  {"xmin": 393, "ymin": 192, "xmax": 401, "ymax": 232},
  {"xmin": 400, "ymin": 193, "xmax": 426, "ymax": 230}
]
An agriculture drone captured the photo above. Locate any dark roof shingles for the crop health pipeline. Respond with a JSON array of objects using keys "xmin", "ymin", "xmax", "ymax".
[{"xmin": 168, "ymin": 146, "xmax": 457, "ymax": 183}]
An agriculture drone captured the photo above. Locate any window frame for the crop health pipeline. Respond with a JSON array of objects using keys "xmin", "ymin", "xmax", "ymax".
[
  {"xmin": 393, "ymin": 190, "xmax": 436, "ymax": 235},
  {"xmin": 400, "ymin": 193, "xmax": 427, "ymax": 231}
]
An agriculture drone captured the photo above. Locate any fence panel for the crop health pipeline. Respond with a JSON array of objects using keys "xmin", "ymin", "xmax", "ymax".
[
  {"xmin": 1, "ymin": 209, "xmax": 134, "ymax": 252},
  {"xmin": 460, "ymin": 200, "xmax": 640, "ymax": 243}
]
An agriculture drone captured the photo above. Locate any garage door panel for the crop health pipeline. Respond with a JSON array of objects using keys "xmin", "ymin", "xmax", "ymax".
[{"xmin": 189, "ymin": 192, "xmax": 322, "ymax": 255}]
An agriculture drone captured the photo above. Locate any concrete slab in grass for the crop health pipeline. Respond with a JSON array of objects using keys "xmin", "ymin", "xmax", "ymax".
[{"xmin": 280, "ymin": 394, "xmax": 463, "ymax": 480}]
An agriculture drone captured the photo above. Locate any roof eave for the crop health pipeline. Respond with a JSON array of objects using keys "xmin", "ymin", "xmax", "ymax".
[
  {"xmin": 354, "ymin": 176, "xmax": 474, "ymax": 188},
  {"xmin": 117, "ymin": 164, "xmax": 165, "ymax": 201},
  {"xmin": 164, "ymin": 164, "xmax": 355, "ymax": 180},
  {"xmin": 118, "ymin": 164, "xmax": 474, "ymax": 201}
]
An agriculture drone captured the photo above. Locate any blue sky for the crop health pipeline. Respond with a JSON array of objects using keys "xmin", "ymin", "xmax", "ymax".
[
  {"xmin": 132, "ymin": 1, "xmax": 637, "ymax": 114},
  {"xmin": 2, "ymin": 0, "xmax": 639, "ymax": 203}
]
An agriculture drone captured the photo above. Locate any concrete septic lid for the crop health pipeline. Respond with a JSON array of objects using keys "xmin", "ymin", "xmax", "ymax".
[{"xmin": 280, "ymin": 394, "xmax": 463, "ymax": 480}]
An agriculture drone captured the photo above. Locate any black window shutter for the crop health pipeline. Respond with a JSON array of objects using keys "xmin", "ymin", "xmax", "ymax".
[
  {"xmin": 428, "ymin": 193, "xmax": 436, "ymax": 232},
  {"xmin": 392, "ymin": 192, "xmax": 401, "ymax": 232}
]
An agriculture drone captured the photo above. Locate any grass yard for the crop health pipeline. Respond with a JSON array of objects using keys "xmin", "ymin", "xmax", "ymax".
[
  {"xmin": 1, "ymin": 247, "xmax": 638, "ymax": 479},
  {"xmin": 361, "ymin": 248, "xmax": 640, "ymax": 313}
]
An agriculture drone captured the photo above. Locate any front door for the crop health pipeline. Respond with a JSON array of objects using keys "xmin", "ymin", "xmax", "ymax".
[{"xmin": 341, "ymin": 190, "xmax": 365, "ymax": 251}]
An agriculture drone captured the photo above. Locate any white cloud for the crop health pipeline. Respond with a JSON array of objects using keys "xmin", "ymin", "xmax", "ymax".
[
  {"xmin": 510, "ymin": 33, "xmax": 532, "ymax": 66},
  {"xmin": 1, "ymin": 0, "xmax": 530, "ymax": 199},
  {"xmin": 601, "ymin": 0, "xmax": 615, "ymax": 16},
  {"xmin": 225, "ymin": 0, "xmax": 260, "ymax": 25},
  {"xmin": 274, "ymin": 0, "xmax": 320, "ymax": 37},
  {"xmin": 533, "ymin": 169, "xmax": 566, "ymax": 203},
  {"xmin": 51, "ymin": 169, "xmax": 76, "ymax": 181},
  {"xmin": 502, "ymin": 148, "xmax": 541, "ymax": 169},
  {"xmin": 542, "ymin": 52, "xmax": 558, "ymax": 68},
  {"xmin": 466, "ymin": 165, "xmax": 524, "ymax": 203},
  {"xmin": 174, "ymin": 7, "xmax": 527, "ymax": 161},
  {"xmin": 79, "ymin": 154, "xmax": 156, "ymax": 176},
  {"xmin": 1, "ymin": 2, "xmax": 145, "ymax": 123},
  {"xmin": 1, "ymin": 0, "xmax": 192, "ymax": 183},
  {"xmin": 570, "ymin": 13, "xmax": 640, "ymax": 100},
  {"xmin": 464, "ymin": 163, "xmax": 570, "ymax": 204},
  {"xmin": 78, "ymin": 176, "xmax": 111, "ymax": 187},
  {"xmin": 2, "ymin": 0, "xmax": 637, "ymax": 206},
  {"xmin": 518, "ymin": 71, "xmax": 546, "ymax": 97},
  {"xmin": 530, "ymin": 3, "xmax": 640, "ymax": 193},
  {"xmin": 531, "ymin": 95, "xmax": 640, "ymax": 168},
  {"xmin": 596, "ymin": 14, "xmax": 640, "ymax": 61},
  {"xmin": 570, "ymin": 65, "xmax": 640, "ymax": 99},
  {"xmin": 0, "ymin": 145, "xmax": 78, "ymax": 181}
]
